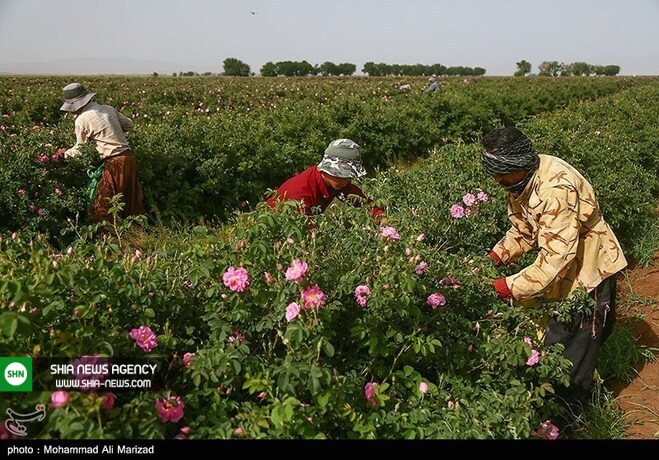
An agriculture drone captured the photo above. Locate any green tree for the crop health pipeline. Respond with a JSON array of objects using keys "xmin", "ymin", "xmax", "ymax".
[
  {"xmin": 260, "ymin": 61, "xmax": 278, "ymax": 77},
  {"xmin": 603, "ymin": 65, "xmax": 621, "ymax": 76},
  {"xmin": 319, "ymin": 61, "xmax": 338, "ymax": 76},
  {"xmin": 362, "ymin": 62, "xmax": 380, "ymax": 76},
  {"xmin": 223, "ymin": 57, "xmax": 251, "ymax": 77},
  {"xmin": 514, "ymin": 60, "xmax": 532, "ymax": 77},
  {"xmin": 429, "ymin": 63, "xmax": 447, "ymax": 76},
  {"xmin": 538, "ymin": 61, "xmax": 563, "ymax": 77},
  {"xmin": 336, "ymin": 62, "xmax": 356, "ymax": 76},
  {"xmin": 568, "ymin": 62, "xmax": 592, "ymax": 76}
]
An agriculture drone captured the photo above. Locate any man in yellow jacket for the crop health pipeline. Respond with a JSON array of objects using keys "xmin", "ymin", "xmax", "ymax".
[{"xmin": 481, "ymin": 126, "xmax": 627, "ymax": 401}]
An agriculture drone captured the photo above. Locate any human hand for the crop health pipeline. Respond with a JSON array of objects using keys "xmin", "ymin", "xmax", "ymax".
[{"xmin": 55, "ymin": 148, "xmax": 67, "ymax": 158}]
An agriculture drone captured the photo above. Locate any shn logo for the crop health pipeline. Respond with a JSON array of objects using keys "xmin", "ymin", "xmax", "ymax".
[{"xmin": 0, "ymin": 357, "xmax": 32, "ymax": 392}]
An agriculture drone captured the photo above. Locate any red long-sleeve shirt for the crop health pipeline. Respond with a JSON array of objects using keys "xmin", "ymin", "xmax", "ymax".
[{"xmin": 266, "ymin": 165, "xmax": 384, "ymax": 218}]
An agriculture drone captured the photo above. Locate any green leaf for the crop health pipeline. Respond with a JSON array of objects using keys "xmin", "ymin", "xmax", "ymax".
[
  {"xmin": 317, "ymin": 392, "xmax": 330, "ymax": 407},
  {"xmin": 0, "ymin": 313, "xmax": 19, "ymax": 339},
  {"xmin": 271, "ymin": 407, "xmax": 282, "ymax": 427},
  {"xmin": 283, "ymin": 404, "xmax": 294, "ymax": 421},
  {"xmin": 323, "ymin": 341, "xmax": 335, "ymax": 357},
  {"xmin": 10, "ymin": 314, "xmax": 30, "ymax": 337}
]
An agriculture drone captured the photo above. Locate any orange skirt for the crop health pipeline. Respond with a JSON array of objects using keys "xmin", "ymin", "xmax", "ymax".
[{"xmin": 89, "ymin": 151, "xmax": 145, "ymax": 223}]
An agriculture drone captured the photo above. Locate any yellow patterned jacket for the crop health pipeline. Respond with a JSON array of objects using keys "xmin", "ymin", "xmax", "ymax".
[{"xmin": 491, "ymin": 154, "xmax": 627, "ymax": 302}]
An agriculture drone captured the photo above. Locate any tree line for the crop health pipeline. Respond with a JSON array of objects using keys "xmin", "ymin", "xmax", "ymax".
[
  {"xmin": 515, "ymin": 60, "xmax": 621, "ymax": 77},
  {"xmin": 168, "ymin": 58, "xmax": 620, "ymax": 78},
  {"xmin": 221, "ymin": 57, "xmax": 486, "ymax": 77}
]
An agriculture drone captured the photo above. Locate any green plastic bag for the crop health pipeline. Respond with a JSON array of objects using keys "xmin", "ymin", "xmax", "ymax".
[{"xmin": 86, "ymin": 163, "xmax": 105, "ymax": 208}]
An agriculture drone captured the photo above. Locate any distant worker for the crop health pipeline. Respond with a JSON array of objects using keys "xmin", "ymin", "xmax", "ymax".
[
  {"xmin": 267, "ymin": 139, "xmax": 384, "ymax": 219},
  {"xmin": 425, "ymin": 74, "xmax": 439, "ymax": 92},
  {"xmin": 57, "ymin": 83, "xmax": 145, "ymax": 224}
]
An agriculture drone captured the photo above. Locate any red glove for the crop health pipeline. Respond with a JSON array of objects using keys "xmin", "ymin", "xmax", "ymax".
[
  {"xmin": 371, "ymin": 206, "xmax": 385, "ymax": 225},
  {"xmin": 488, "ymin": 251, "xmax": 503, "ymax": 266},
  {"xmin": 492, "ymin": 277, "xmax": 513, "ymax": 303}
]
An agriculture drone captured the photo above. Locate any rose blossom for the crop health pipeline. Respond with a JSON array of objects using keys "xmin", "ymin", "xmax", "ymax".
[
  {"xmin": 414, "ymin": 261, "xmax": 429, "ymax": 275},
  {"xmin": 533, "ymin": 420, "xmax": 559, "ymax": 440},
  {"xmin": 426, "ymin": 293, "xmax": 447, "ymax": 309},
  {"xmin": 129, "ymin": 325, "xmax": 158, "ymax": 352},
  {"xmin": 155, "ymin": 396, "xmax": 185, "ymax": 423},
  {"xmin": 450, "ymin": 204, "xmax": 465, "ymax": 219},
  {"xmin": 462, "ymin": 193, "xmax": 476, "ymax": 207},
  {"xmin": 285, "ymin": 302, "xmax": 301, "ymax": 322},
  {"xmin": 285, "ymin": 259, "xmax": 308, "ymax": 283},
  {"xmin": 182, "ymin": 352, "xmax": 195, "ymax": 368},
  {"xmin": 379, "ymin": 226, "xmax": 400, "ymax": 241},
  {"xmin": 354, "ymin": 285, "xmax": 371, "ymax": 307},
  {"xmin": 51, "ymin": 391, "xmax": 70, "ymax": 408},
  {"xmin": 526, "ymin": 349, "xmax": 540, "ymax": 366},
  {"xmin": 222, "ymin": 267, "xmax": 250, "ymax": 292},
  {"xmin": 301, "ymin": 285, "xmax": 325, "ymax": 310},
  {"xmin": 364, "ymin": 382, "xmax": 378, "ymax": 407},
  {"xmin": 102, "ymin": 393, "xmax": 116, "ymax": 410}
]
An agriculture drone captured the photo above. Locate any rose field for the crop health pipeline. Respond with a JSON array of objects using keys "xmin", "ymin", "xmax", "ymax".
[{"xmin": 0, "ymin": 76, "xmax": 658, "ymax": 439}]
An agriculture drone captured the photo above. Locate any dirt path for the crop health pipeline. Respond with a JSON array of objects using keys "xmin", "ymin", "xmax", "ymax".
[{"xmin": 614, "ymin": 252, "xmax": 659, "ymax": 439}]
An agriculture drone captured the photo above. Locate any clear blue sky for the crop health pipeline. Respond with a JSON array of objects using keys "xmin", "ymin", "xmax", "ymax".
[{"xmin": 1, "ymin": 0, "xmax": 657, "ymax": 75}]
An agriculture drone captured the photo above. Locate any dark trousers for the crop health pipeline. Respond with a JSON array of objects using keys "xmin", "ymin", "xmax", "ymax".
[{"xmin": 544, "ymin": 275, "xmax": 617, "ymax": 401}]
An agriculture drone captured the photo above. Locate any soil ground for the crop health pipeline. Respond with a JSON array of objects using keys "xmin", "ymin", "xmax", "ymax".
[{"xmin": 614, "ymin": 251, "xmax": 659, "ymax": 439}]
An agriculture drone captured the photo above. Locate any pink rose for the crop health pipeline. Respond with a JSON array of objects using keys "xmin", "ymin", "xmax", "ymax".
[
  {"xmin": 533, "ymin": 420, "xmax": 559, "ymax": 440},
  {"xmin": 129, "ymin": 325, "xmax": 158, "ymax": 352},
  {"xmin": 183, "ymin": 352, "xmax": 195, "ymax": 368},
  {"xmin": 414, "ymin": 262, "xmax": 429, "ymax": 275},
  {"xmin": 222, "ymin": 267, "xmax": 250, "ymax": 292},
  {"xmin": 102, "ymin": 393, "xmax": 116, "ymax": 410},
  {"xmin": 285, "ymin": 259, "xmax": 308, "ymax": 283},
  {"xmin": 526, "ymin": 349, "xmax": 540, "ymax": 366},
  {"xmin": 285, "ymin": 302, "xmax": 301, "ymax": 322},
  {"xmin": 450, "ymin": 204, "xmax": 465, "ymax": 219},
  {"xmin": 155, "ymin": 396, "xmax": 185, "ymax": 423},
  {"xmin": 379, "ymin": 226, "xmax": 400, "ymax": 241},
  {"xmin": 364, "ymin": 382, "xmax": 379, "ymax": 407},
  {"xmin": 51, "ymin": 391, "xmax": 70, "ymax": 408},
  {"xmin": 301, "ymin": 285, "xmax": 325, "ymax": 310},
  {"xmin": 426, "ymin": 293, "xmax": 447, "ymax": 309},
  {"xmin": 354, "ymin": 285, "xmax": 371, "ymax": 307},
  {"xmin": 462, "ymin": 193, "xmax": 476, "ymax": 207}
]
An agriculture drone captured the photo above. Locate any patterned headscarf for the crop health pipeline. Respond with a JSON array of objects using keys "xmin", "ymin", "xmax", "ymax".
[{"xmin": 480, "ymin": 135, "xmax": 539, "ymax": 194}]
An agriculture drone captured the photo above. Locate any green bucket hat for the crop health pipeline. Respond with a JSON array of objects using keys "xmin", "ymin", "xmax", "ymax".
[
  {"xmin": 60, "ymin": 83, "xmax": 96, "ymax": 112},
  {"xmin": 317, "ymin": 139, "xmax": 366, "ymax": 179}
]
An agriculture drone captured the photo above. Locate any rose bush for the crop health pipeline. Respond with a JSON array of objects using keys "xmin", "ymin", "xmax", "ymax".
[{"xmin": 0, "ymin": 76, "xmax": 656, "ymax": 439}]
